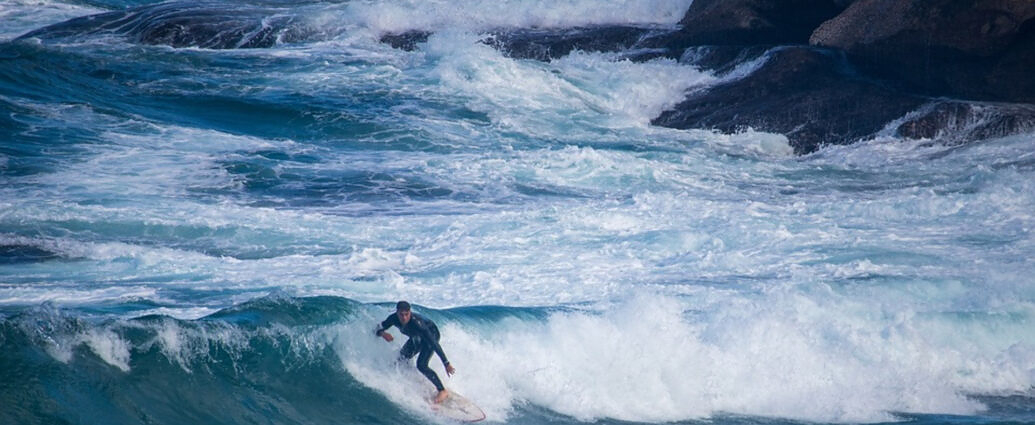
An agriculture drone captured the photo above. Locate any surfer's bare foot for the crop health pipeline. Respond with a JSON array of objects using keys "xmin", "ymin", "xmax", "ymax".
[{"xmin": 434, "ymin": 389, "xmax": 449, "ymax": 404}]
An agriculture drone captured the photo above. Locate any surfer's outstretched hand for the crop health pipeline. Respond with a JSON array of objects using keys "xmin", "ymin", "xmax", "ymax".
[
  {"xmin": 445, "ymin": 363, "xmax": 455, "ymax": 377},
  {"xmin": 380, "ymin": 332, "xmax": 394, "ymax": 342}
]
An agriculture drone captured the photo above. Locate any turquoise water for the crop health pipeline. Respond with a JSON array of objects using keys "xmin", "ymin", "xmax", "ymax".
[{"xmin": 1, "ymin": 0, "xmax": 1034, "ymax": 424}]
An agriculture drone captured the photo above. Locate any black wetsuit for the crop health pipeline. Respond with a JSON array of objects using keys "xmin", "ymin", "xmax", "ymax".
[{"xmin": 375, "ymin": 312, "xmax": 450, "ymax": 391}]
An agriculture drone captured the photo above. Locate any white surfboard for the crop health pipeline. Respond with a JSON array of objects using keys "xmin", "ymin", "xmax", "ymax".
[{"xmin": 428, "ymin": 391, "xmax": 486, "ymax": 422}]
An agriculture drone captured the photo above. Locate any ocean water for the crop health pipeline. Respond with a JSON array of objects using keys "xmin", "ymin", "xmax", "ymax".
[{"xmin": 1, "ymin": 1, "xmax": 1034, "ymax": 424}]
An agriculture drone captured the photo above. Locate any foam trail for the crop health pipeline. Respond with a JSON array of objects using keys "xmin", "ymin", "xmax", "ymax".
[
  {"xmin": 343, "ymin": 0, "xmax": 692, "ymax": 34},
  {"xmin": 392, "ymin": 295, "xmax": 1034, "ymax": 423}
]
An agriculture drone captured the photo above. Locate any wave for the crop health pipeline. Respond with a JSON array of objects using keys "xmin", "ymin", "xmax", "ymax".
[
  {"xmin": 2, "ymin": 295, "xmax": 1033, "ymax": 424},
  {"xmin": 0, "ymin": 297, "xmax": 412, "ymax": 425}
]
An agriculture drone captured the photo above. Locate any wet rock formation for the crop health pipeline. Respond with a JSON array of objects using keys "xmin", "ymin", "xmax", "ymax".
[
  {"xmin": 655, "ymin": 0, "xmax": 1035, "ymax": 153},
  {"xmin": 810, "ymin": 0, "xmax": 1035, "ymax": 103},
  {"xmin": 652, "ymin": 46, "xmax": 925, "ymax": 155}
]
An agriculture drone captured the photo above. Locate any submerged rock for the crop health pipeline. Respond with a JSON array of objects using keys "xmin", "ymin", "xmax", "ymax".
[
  {"xmin": 379, "ymin": 31, "xmax": 432, "ymax": 52},
  {"xmin": 652, "ymin": 47, "xmax": 925, "ymax": 155},
  {"xmin": 481, "ymin": 26, "xmax": 672, "ymax": 61},
  {"xmin": 893, "ymin": 101, "xmax": 1035, "ymax": 143},
  {"xmin": 381, "ymin": 26, "xmax": 676, "ymax": 62},
  {"xmin": 0, "ymin": 245, "xmax": 61, "ymax": 264},
  {"xmin": 17, "ymin": 2, "xmax": 316, "ymax": 49}
]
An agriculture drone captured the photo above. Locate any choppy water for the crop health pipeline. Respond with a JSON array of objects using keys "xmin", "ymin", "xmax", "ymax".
[{"xmin": 1, "ymin": 1, "xmax": 1033, "ymax": 424}]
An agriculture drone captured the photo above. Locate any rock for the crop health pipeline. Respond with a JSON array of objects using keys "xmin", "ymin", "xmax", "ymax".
[
  {"xmin": 652, "ymin": 46, "xmax": 925, "ymax": 155},
  {"xmin": 668, "ymin": 0, "xmax": 849, "ymax": 47},
  {"xmin": 482, "ymin": 26, "xmax": 672, "ymax": 61},
  {"xmin": 0, "ymin": 245, "xmax": 60, "ymax": 264},
  {"xmin": 381, "ymin": 26, "xmax": 676, "ymax": 62},
  {"xmin": 894, "ymin": 101, "xmax": 1035, "ymax": 143},
  {"xmin": 379, "ymin": 31, "xmax": 432, "ymax": 51},
  {"xmin": 810, "ymin": 0, "xmax": 1035, "ymax": 102}
]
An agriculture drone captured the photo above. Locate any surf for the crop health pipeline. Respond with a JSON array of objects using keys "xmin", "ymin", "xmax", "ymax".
[{"xmin": 2, "ymin": 295, "xmax": 1033, "ymax": 424}]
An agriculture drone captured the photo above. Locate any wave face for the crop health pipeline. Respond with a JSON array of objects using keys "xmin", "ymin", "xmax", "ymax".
[
  {"xmin": 1, "ymin": 0, "xmax": 1034, "ymax": 424},
  {"xmin": 0, "ymin": 297, "xmax": 411, "ymax": 425}
]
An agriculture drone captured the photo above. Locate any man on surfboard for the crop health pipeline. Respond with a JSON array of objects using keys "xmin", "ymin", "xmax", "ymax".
[{"xmin": 375, "ymin": 301, "xmax": 456, "ymax": 403}]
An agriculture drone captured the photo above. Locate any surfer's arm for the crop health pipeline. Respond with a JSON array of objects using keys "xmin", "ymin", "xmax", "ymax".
[
  {"xmin": 423, "ymin": 326, "xmax": 451, "ymax": 370},
  {"xmin": 434, "ymin": 343, "xmax": 449, "ymax": 368},
  {"xmin": 375, "ymin": 315, "xmax": 398, "ymax": 341}
]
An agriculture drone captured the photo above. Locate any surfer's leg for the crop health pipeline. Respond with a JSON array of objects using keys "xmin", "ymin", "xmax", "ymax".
[
  {"xmin": 398, "ymin": 339, "xmax": 418, "ymax": 363},
  {"xmin": 416, "ymin": 346, "xmax": 445, "ymax": 392}
]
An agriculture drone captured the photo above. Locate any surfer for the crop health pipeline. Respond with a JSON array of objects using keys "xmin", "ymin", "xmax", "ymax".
[{"xmin": 375, "ymin": 301, "xmax": 456, "ymax": 403}]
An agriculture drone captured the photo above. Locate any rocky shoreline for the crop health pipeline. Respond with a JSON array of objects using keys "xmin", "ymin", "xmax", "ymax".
[
  {"xmin": 477, "ymin": 0, "xmax": 1035, "ymax": 154},
  {"xmin": 18, "ymin": 0, "xmax": 1035, "ymax": 154}
]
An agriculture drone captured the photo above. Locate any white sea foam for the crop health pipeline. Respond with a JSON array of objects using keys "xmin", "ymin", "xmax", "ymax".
[
  {"xmin": 340, "ymin": 0, "xmax": 692, "ymax": 35},
  {"xmin": 424, "ymin": 34, "xmax": 714, "ymax": 136},
  {"xmin": 0, "ymin": 286, "xmax": 161, "ymax": 307},
  {"xmin": 3, "ymin": 128, "xmax": 1028, "ymax": 311},
  {"xmin": 341, "ymin": 294, "xmax": 1033, "ymax": 423},
  {"xmin": 82, "ymin": 327, "xmax": 132, "ymax": 372},
  {"xmin": 129, "ymin": 306, "xmax": 221, "ymax": 320},
  {"xmin": 703, "ymin": 128, "xmax": 795, "ymax": 158},
  {"xmin": 0, "ymin": 0, "xmax": 102, "ymax": 41}
]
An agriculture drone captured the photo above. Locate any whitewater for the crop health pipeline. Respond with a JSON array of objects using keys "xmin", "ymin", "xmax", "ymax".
[{"xmin": 1, "ymin": 0, "xmax": 1033, "ymax": 424}]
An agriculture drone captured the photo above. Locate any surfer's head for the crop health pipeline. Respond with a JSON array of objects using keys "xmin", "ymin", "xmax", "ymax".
[{"xmin": 396, "ymin": 300, "xmax": 412, "ymax": 324}]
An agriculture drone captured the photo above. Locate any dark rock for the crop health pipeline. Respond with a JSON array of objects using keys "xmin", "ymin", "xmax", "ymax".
[
  {"xmin": 17, "ymin": 2, "xmax": 316, "ymax": 49},
  {"xmin": 810, "ymin": 0, "xmax": 1035, "ymax": 102},
  {"xmin": 659, "ymin": 0, "xmax": 1035, "ymax": 152},
  {"xmin": 0, "ymin": 245, "xmax": 60, "ymax": 264},
  {"xmin": 667, "ymin": 0, "xmax": 849, "ymax": 47},
  {"xmin": 379, "ymin": 31, "xmax": 432, "ymax": 51},
  {"xmin": 482, "ymin": 26, "xmax": 674, "ymax": 61},
  {"xmin": 652, "ymin": 46, "xmax": 926, "ymax": 155},
  {"xmin": 894, "ymin": 101, "xmax": 1035, "ymax": 143},
  {"xmin": 380, "ymin": 26, "xmax": 677, "ymax": 62}
]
